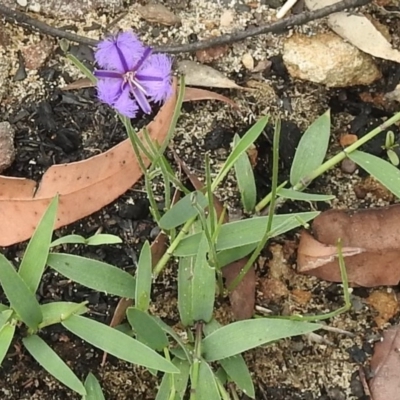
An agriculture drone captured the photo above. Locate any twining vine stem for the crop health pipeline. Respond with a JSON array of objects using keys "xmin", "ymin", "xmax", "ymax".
[{"xmin": 0, "ymin": 0, "xmax": 370, "ymax": 54}]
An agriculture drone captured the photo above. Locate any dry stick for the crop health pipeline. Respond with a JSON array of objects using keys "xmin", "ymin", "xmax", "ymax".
[{"xmin": 0, "ymin": 0, "xmax": 370, "ymax": 54}]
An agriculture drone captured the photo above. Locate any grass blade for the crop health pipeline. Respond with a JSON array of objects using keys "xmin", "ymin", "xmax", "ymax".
[
  {"xmin": 135, "ymin": 241, "xmax": 152, "ymax": 312},
  {"xmin": 84, "ymin": 373, "xmax": 105, "ymax": 400},
  {"xmin": 0, "ymin": 323, "xmax": 15, "ymax": 365}
]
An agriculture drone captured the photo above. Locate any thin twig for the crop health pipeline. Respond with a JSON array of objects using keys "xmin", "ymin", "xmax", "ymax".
[{"xmin": 0, "ymin": 0, "xmax": 370, "ymax": 54}]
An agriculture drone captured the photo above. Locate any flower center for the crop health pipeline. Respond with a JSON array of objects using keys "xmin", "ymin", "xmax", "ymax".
[{"xmin": 123, "ymin": 70, "xmax": 147, "ymax": 95}]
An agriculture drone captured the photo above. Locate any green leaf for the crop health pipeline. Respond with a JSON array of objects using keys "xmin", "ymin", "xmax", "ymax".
[
  {"xmin": 126, "ymin": 308, "xmax": 169, "ymax": 351},
  {"xmin": 202, "ymin": 319, "xmax": 321, "ymax": 361},
  {"xmin": 0, "ymin": 254, "xmax": 42, "ymax": 330},
  {"xmin": 277, "ymin": 188, "xmax": 335, "ymax": 202},
  {"xmin": 39, "ymin": 302, "xmax": 88, "ymax": 328},
  {"xmin": 233, "ymin": 134, "xmax": 257, "ymax": 212},
  {"xmin": 349, "ymin": 150, "xmax": 400, "ymax": 198},
  {"xmin": 85, "ymin": 234, "xmax": 122, "ymax": 246},
  {"xmin": 159, "ymin": 191, "xmax": 208, "ymax": 230},
  {"xmin": 23, "ymin": 335, "xmax": 86, "ymax": 395},
  {"xmin": 19, "ymin": 196, "xmax": 58, "ymax": 293},
  {"xmin": 84, "ymin": 373, "xmax": 105, "ymax": 400},
  {"xmin": 212, "ymin": 116, "xmax": 269, "ymax": 190},
  {"xmin": 194, "ymin": 361, "xmax": 220, "ymax": 400},
  {"xmin": 62, "ymin": 315, "xmax": 178, "ymax": 373},
  {"xmin": 174, "ymin": 212, "xmax": 319, "ymax": 257},
  {"xmin": 290, "ymin": 110, "xmax": 330, "ymax": 186},
  {"xmin": 0, "ymin": 323, "xmax": 15, "ymax": 365},
  {"xmin": 0, "ymin": 304, "xmax": 9, "ymax": 312},
  {"xmin": 0, "ymin": 310, "xmax": 13, "ymax": 329},
  {"xmin": 66, "ymin": 53, "xmax": 96, "ymax": 83},
  {"xmin": 153, "ymin": 318, "xmax": 192, "ymax": 362},
  {"xmin": 387, "ymin": 149, "xmax": 400, "ymax": 166},
  {"xmin": 204, "ymin": 320, "xmax": 254, "ymax": 398},
  {"xmin": 178, "ymin": 235, "xmax": 215, "ymax": 326},
  {"xmin": 217, "ymin": 244, "xmax": 257, "ymax": 268},
  {"xmin": 156, "ymin": 358, "xmax": 190, "ymax": 400},
  {"xmin": 50, "ymin": 234, "xmax": 86, "ymax": 247},
  {"xmin": 47, "ymin": 254, "xmax": 136, "ymax": 298},
  {"xmin": 135, "ymin": 241, "xmax": 152, "ymax": 312}
]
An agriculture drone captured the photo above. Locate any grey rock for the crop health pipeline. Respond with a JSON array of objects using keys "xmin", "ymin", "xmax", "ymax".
[
  {"xmin": 0, "ymin": 56, "xmax": 11, "ymax": 102},
  {"xmin": 0, "ymin": 122, "xmax": 16, "ymax": 174}
]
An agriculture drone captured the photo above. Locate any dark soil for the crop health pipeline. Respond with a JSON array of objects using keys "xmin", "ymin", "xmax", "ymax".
[{"xmin": 1, "ymin": 2, "xmax": 400, "ymax": 399}]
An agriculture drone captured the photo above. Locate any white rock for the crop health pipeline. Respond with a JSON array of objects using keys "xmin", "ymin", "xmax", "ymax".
[
  {"xmin": 242, "ymin": 53, "xmax": 254, "ymax": 70},
  {"xmin": 283, "ymin": 32, "xmax": 381, "ymax": 87},
  {"xmin": 0, "ymin": 122, "xmax": 16, "ymax": 174},
  {"xmin": 220, "ymin": 10, "xmax": 235, "ymax": 28}
]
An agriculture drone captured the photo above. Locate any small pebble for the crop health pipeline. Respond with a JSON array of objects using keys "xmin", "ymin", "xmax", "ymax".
[
  {"xmin": 341, "ymin": 158, "xmax": 357, "ymax": 174},
  {"xmin": 0, "ymin": 122, "xmax": 16, "ymax": 174}
]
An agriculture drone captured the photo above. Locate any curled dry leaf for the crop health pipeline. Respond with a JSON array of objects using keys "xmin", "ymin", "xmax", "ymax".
[
  {"xmin": 369, "ymin": 325, "xmax": 400, "ymax": 400},
  {"xmin": 297, "ymin": 205, "xmax": 400, "ymax": 286},
  {"xmin": 177, "ymin": 60, "xmax": 244, "ymax": 89},
  {"xmin": 0, "ymin": 80, "xmax": 178, "ymax": 246},
  {"xmin": 137, "ymin": 3, "xmax": 181, "ymax": 26},
  {"xmin": 305, "ymin": 0, "xmax": 400, "ymax": 63},
  {"xmin": 183, "ymin": 87, "xmax": 239, "ymax": 110},
  {"xmin": 173, "ymin": 153, "xmax": 255, "ymax": 320},
  {"xmin": 195, "ymin": 45, "xmax": 229, "ymax": 63}
]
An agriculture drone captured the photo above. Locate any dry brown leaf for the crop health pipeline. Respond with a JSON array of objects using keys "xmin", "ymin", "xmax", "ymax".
[
  {"xmin": 0, "ymin": 81, "xmax": 178, "ymax": 246},
  {"xmin": 297, "ymin": 205, "xmax": 400, "ymax": 286},
  {"xmin": 137, "ymin": 3, "xmax": 181, "ymax": 26},
  {"xmin": 183, "ymin": 87, "xmax": 239, "ymax": 110},
  {"xmin": 369, "ymin": 325, "xmax": 400, "ymax": 400},
  {"xmin": 305, "ymin": 0, "xmax": 400, "ymax": 63},
  {"xmin": 177, "ymin": 60, "xmax": 244, "ymax": 89},
  {"xmin": 367, "ymin": 290, "xmax": 399, "ymax": 328},
  {"xmin": 63, "ymin": 78, "xmax": 94, "ymax": 91},
  {"xmin": 174, "ymin": 153, "xmax": 255, "ymax": 320},
  {"xmin": 195, "ymin": 45, "xmax": 229, "ymax": 63}
]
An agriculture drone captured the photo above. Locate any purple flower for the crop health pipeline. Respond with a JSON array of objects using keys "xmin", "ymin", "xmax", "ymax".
[{"xmin": 94, "ymin": 31, "xmax": 173, "ymax": 118}]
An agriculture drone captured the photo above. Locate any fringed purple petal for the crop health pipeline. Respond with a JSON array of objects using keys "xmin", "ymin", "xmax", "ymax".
[
  {"xmin": 97, "ymin": 78, "xmax": 123, "ymax": 107},
  {"xmin": 132, "ymin": 87, "xmax": 152, "ymax": 114},
  {"xmin": 137, "ymin": 54, "xmax": 173, "ymax": 103},
  {"xmin": 113, "ymin": 86, "xmax": 139, "ymax": 118},
  {"xmin": 95, "ymin": 31, "xmax": 145, "ymax": 72}
]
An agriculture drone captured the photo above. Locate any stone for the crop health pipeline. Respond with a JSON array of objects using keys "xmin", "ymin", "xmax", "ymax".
[
  {"xmin": 137, "ymin": 3, "xmax": 181, "ymax": 26},
  {"xmin": 282, "ymin": 32, "xmax": 381, "ymax": 87},
  {"xmin": 0, "ymin": 122, "xmax": 16, "ymax": 174},
  {"xmin": 0, "ymin": 55, "xmax": 11, "ymax": 102},
  {"xmin": 22, "ymin": 37, "xmax": 54, "ymax": 70},
  {"xmin": 241, "ymin": 53, "xmax": 254, "ymax": 70}
]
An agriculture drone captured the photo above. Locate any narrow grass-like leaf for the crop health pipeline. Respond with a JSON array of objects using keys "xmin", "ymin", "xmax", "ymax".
[
  {"xmin": 50, "ymin": 235, "xmax": 86, "ymax": 247},
  {"xmin": 66, "ymin": 54, "xmax": 96, "ymax": 83},
  {"xmin": 19, "ymin": 196, "xmax": 58, "ymax": 293},
  {"xmin": 217, "ymin": 244, "xmax": 257, "ymax": 268},
  {"xmin": 126, "ymin": 308, "xmax": 168, "ymax": 351},
  {"xmin": 290, "ymin": 110, "xmax": 330, "ymax": 186},
  {"xmin": 0, "ymin": 304, "xmax": 8, "ymax": 312},
  {"xmin": 39, "ymin": 302, "xmax": 88, "ymax": 328},
  {"xmin": 177, "ymin": 256, "xmax": 195, "ymax": 326},
  {"xmin": 156, "ymin": 358, "xmax": 190, "ymax": 400},
  {"xmin": 0, "ymin": 254, "xmax": 42, "ymax": 330},
  {"xmin": 85, "ymin": 234, "xmax": 122, "ymax": 246},
  {"xmin": 84, "ymin": 372, "xmax": 105, "ymax": 400},
  {"xmin": 202, "ymin": 319, "xmax": 321, "ymax": 361},
  {"xmin": 0, "ymin": 310, "xmax": 13, "ymax": 329},
  {"xmin": 204, "ymin": 320, "xmax": 254, "ymax": 398},
  {"xmin": 174, "ymin": 212, "xmax": 319, "ymax": 257},
  {"xmin": 0, "ymin": 323, "xmax": 15, "ymax": 365},
  {"xmin": 191, "ymin": 235, "xmax": 215, "ymax": 323},
  {"xmin": 135, "ymin": 241, "xmax": 152, "ymax": 312},
  {"xmin": 349, "ymin": 150, "xmax": 400, "ymax": 198},
  {"xmin": 23, "ymin": 335, "xmax": 86, "ymax": 395},
  {"xmin": 277, "ymin": 188, "xmax": 335, "ymax": 202},
  {"xmin": 194, "ymin": 361, "xmax": 220, "ymax": 400},
  {"xmin": 47, "ymin": 254, "xmax": 136, "ymax": 298},
  {"xmin": 212, "ymin": 116, "xmax": 269, "ymax": 190},
  {"xmin": 233, "ymin": 134, "xmax": 257, "ymax": 212},
  {"xmin": 159, "ymin": 191, "xmax": 208, "ymax": 230},
  {"xmin": 62, "ymin": 315, "xmax": 178, "ymax": 373},
  {"xmin": 153, "ymin": 318, "xmax": 192, "ymax": 362}
]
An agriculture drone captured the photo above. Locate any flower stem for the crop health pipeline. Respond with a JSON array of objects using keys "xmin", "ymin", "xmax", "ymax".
[{"xmin": 189, "ymin": 322, "xmax": 203, "ymax": 400}]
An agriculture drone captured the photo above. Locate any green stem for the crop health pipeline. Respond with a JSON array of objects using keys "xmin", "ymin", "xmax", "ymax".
[
  {"xmin": 227, "ymin": 119, "xmax": 281, "ymax": 291},
  {"xmin": 189, "ymin": 322, "xmax": 203, "ymax": 400},
  {"xmin": 255, "ymin": 111, "xmax": 400, "ymax": 212}
]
